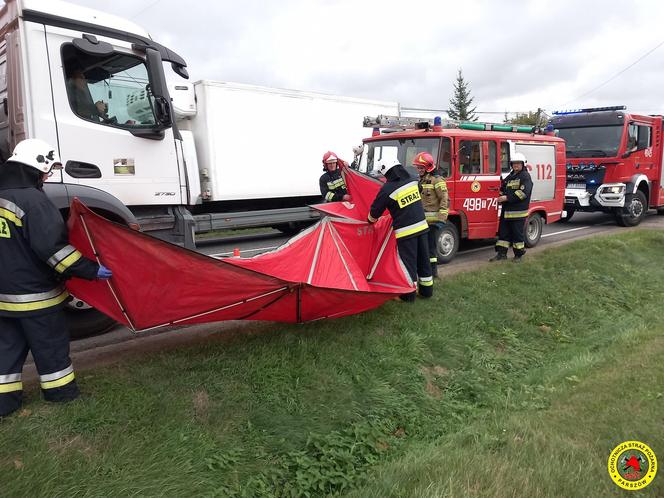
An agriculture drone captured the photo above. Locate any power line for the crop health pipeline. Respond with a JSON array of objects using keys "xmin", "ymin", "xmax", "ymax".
[
  {"xmin": 559, "ymin": 39, "xmax": 664, "ymax": 107},
  {"xmin": 131, "ymin": 0, "xmax": 164, "ymax": 19}
]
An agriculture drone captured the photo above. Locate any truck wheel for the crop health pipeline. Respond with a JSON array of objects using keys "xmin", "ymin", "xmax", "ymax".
[
  {"xmin": 524, "ymin": 213, "xmax": 543, "ymax": 248},
  {"xmin": 66, "ymin": 297, "xmax": 116, "ymax": 340},
  {"xmin": 436, "ymin": 223, "xmax": 460, "ymax": 264},
  {"xmin": 559, "ymin": 209, "xmax": 575, "ymax": 223},
  {"xmin": 274, "ymin": 221, "xmax": 316, "ymax": 236},
  {"xmin": 615, "ymin": 191, "xmax": 647, "ymax": 227}
]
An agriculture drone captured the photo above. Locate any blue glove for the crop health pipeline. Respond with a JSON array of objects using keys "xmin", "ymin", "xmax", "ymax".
[{"xmin": 97, "ymin": 264, "xmax": 112, "ymax": 279}]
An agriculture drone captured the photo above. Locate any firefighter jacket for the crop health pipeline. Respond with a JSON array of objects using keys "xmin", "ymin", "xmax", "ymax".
[
  {"xmin": 0, "ymin": 162, "xmax": 99, "ymax": 317},
  {"xmin": 500, "ymin": 168, "xmax": 533, "ymax": 219},
  {"xmin": 419, "ymin": 173, "xmax": 449, "ymax": 223},
  {"xmin": 319, "ymin": 169, "xmax": 348, "ymax": 202},
  {"xmin": 368, "ymin": 165, "xmax": 429, "ymax": 239}
]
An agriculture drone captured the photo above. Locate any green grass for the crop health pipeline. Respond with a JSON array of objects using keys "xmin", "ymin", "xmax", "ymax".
[{"xmin": 2, "ymin": 230, "xmax": 664, "ymax": 497}]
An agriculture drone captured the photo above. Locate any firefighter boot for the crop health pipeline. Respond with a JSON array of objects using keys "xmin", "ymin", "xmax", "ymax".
[
  {"xmin": 399, "ymin": 291, "xmax": 417, "ymax": 303},
  {"xmin": 489, "ymin": 252, "xmax": 507, "ymax": 262}
]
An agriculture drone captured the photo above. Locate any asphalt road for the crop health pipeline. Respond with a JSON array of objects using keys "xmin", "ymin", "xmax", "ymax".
[
  {"xmin": 47, "ymin": 210, "xmax": 663, "ymax": 378},
  {"xmin": 196, "ymin": 211, "xmax": 627, "ymax": 260}
]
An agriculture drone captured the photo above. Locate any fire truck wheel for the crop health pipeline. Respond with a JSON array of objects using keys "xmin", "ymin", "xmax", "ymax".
[
  {"xmin": 436, "ymin": 223, "xmax": 460, "ymax": 264},
  {"xmin": 559, "ymin": 209, "xmax": 574, "ymax": 223},
  {"xmin": 524, "ymin": 213, "xmax": 543, "ymax": 247},
  {"xmin": 615, "ymin": 191, "xmax": 647, "ymax": 227}
]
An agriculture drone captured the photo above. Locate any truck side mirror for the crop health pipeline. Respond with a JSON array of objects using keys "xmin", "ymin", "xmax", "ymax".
[
  {"xmin": 171, "ymin": 62, "xmax": 189, "ymax": 80},
  {"xmin": 145, "ymin": 48, "xmax": 172, "ymax": 128}
]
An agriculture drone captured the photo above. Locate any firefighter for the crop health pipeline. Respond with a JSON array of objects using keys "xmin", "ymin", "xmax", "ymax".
[
  {"xmin": 0, "ymin": 139, "xmax": 112, "ymax": 417},
  {"xmin": 491, "ymin": 152, "xmax": 533, "ymax": 262},
  {"xmin": 413, "ymin": 152, "xmax": 448, "ymax": 278},
  {"xmin": 368, "ymin": 158, "xmax": 432, "ymax": 301},
  {"xmin": 319, "ymin": 151, "xmax": 351, "ymax": 203}
]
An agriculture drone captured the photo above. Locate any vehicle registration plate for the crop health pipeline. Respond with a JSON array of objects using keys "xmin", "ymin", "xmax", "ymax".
[{"xmin": 567, "ymin": 183, "xmax": 586, "ymax": 189}]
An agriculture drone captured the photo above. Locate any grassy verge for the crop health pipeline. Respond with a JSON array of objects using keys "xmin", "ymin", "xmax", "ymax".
[{"xmin": 2, "ymin": 230, "xmax": 664, "ymax": 497}]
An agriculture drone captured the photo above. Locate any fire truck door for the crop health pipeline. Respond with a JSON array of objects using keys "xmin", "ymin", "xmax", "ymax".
[
  {"xmin": 455, "ymin": 139, "xmax": 501, "ymax": 238},
  {"xmin": 626, "ymin": 123, "xmax": 656, "ymax": 189}
]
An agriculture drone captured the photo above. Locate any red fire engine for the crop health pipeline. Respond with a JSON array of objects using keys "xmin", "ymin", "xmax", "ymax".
[
  {"xmin": 360, "ymin": 116, "xmax": 566, "ymax": 262},
  {"xmin": 550, "ymin": 106, "xmax": 664, "ymax": 225}
]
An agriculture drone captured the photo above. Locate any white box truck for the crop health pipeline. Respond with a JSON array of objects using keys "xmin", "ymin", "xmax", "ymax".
[
  {"xmin": 0, "ymin": 0, "xmax": 400, "ymax": 335},
  {"xmin": 172, "ymin": 80, "xmax": 399, "ymax": 234}
]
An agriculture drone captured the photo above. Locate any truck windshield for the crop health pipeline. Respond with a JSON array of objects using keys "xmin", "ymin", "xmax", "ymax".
[
  {"xmin": 62, "ymin": 44, "xmax": 158, "ymax": 129},
  {"xmin": 359, "ymin": 137, "xmax": 450, "ymax": 177},
  {"xmin": 557, "ymin": 125, "xmax": 623, "ymax": 158}
]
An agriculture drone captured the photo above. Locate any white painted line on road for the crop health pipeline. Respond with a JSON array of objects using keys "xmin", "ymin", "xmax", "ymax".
[
  {"xmin": 209, "ymin": 246, "xmax": 280, "ymax": 258},
  {"xmin": 541, "ymin": 226, "xmax": 591, "ymax": 238},
  {"xmin": 542, "ymin": 220, "xmax": 614, "ymax": 238}
]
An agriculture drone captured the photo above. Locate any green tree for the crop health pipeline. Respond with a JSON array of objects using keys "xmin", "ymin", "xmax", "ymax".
[
  {"xmin": 505, "ymin": 109, "xmax": 548, "ymax": 127},
  {"xmin": 448, "ymin": 69, "xmax": 478, "ymax": 121}
]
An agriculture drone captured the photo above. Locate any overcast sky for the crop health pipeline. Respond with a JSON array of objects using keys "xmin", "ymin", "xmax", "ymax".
[{"xmin": 60, "ymin": 0, "xmax": 664, "ymax": 118}]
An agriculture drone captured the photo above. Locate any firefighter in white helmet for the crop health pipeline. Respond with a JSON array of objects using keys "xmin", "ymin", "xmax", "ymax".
[
  {"xmin": 0, "ymin": 139, "xmax": 112, "ymax": 417},
  {"xmin": 368, "ymin": 158, "xmax": 432, "ymax": 301},
  {"xmin": 491, "ymin": 152, "xmax": 533, "ymax": 262}
]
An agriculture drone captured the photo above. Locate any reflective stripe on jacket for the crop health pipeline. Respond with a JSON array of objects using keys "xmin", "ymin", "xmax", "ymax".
[
  {"xmin": 0, "ymin": 163, "xmax": 99, "ymax": 316},
  {"xmin": 501, "ymin": 168, "xmax": 532, "ymax": 219},
  {"xmin": 419, "ymin": 173, "xmax": 449, "ymax": 223},
  {"xmin": 319, "ymin": 169, "xmax": 347, "ymax": 202},
  {"xmin": 369, "ymin": 167, "xmax": 428, "ymax": 239}
]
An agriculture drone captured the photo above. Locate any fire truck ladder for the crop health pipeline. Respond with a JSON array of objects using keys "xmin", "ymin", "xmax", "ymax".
[{"xmin": 363, "ymin": 115, "xmax": 543, "ymax": 134}]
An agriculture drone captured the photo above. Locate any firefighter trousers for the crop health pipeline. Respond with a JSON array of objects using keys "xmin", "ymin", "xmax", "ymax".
[
  {"xmin": 427, "ymin": 222, "xmax": 444, "ymax": 277},
  {"xmin": 0, "ymin": 310, "xmax": 80, "ymax": 417},
  {"xmin": 397, "ymin": 232, "xmax": 433, "ymax": 300},
  {"xmin": 495, "ymin": 217, "xmax": 526, "ymax": 257}
]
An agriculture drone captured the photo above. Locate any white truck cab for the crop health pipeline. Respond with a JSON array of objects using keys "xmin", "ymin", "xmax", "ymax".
[{"xmin": 0, "ymin": 0, "xmax": 195, "ymax": 239}]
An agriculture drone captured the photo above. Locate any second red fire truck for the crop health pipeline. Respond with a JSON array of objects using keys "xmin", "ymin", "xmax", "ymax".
[
  {"xmin": 550, "ymin": 106, "xmax": 664, "ymax": 225},
  {"xmin": 359, "ymin": 116, "xmax": 566, "ymax": 262}
]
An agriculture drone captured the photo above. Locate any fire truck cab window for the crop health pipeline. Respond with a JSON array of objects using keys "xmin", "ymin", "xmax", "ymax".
[
  {"xmin": 487, "ymin": 142, "xmax": 498, "ymax": 174},
  {"xmin": 360, "ymin": 137, "xmax": 445, "ymax": 178},
  {"xmin": 62, "ymin": 44, "xmax": 158, "ymax": 129},
  {"xmin": 458, "ymin": 140, "xmax": 482, "ymax": 174},
  {"xmin": 627, "ymin": 124, "xmax": 652, "ymax": 152},
  {"xmin": 439, "ymin": 139, "xmax": 451, "ymax": 178},
  {"xmin": 500, "ymin": 143, "xmax": 510, "ymax": 173}
]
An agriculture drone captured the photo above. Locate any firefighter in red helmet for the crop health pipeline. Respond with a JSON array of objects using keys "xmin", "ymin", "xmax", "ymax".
[
  {"xmin": 413, "ymin": 152, "xmax": 448, "ymax": 278},
  {"xmin": 319, "ymin": 151, "xmax": 352, "ymax": 203}
]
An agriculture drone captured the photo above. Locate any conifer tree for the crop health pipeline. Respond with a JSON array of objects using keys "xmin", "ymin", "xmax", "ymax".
[{"xmin": 448, "ymin": 69, "xmax": 478, "ymax": 121}]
